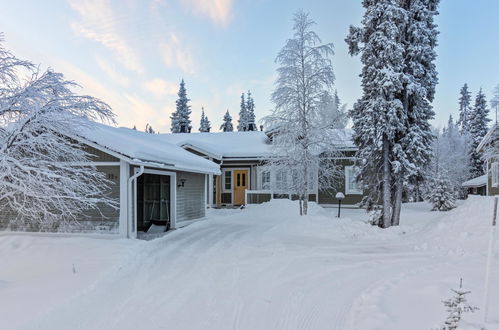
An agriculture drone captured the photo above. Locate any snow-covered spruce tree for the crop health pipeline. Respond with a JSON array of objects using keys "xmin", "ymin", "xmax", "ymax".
[
  {"xmin": 429, "ymin": 176, "xmax": 456, "ymax": 211},
  {"xmin": 318, "ymin": 90, "xmax": 348, "ymax": 129},
  {"xmin": 457, "ymin": 83, "xmax": 472, "ymax": 133},
  {"xmin": 237, "ymin": 93, "xmax": 248, "ymax": 131},
  {"xmin": 145, "ymin": 123, "xmax": 156, "ymax": 134},
  {"xmin": 264, "ymin": 10, "xmax": 342, "ymax": 216},
  {"xmin": 468, "ymin": 88, "xmax": 490, "ymax": 177},
  {"xmin": 171, "ymin": 79, "xmax": 191, "ymax": 133},
  {"xmin": 199, "ymin": 107, "xmax": 211, "ymax": 132},
  {"xmin": 440, "ymin": 283, "xmax": 479, "ymax": 330},
  {"xmin": 490, "ymin": 83, "xmax": 499, "ymax": 122},
  {"xmin": 0, "ymin": 36, "xmax": 116, "ymax": 229},
  {"xmin": 246, "ymin": 90, "xmax": 256, "ymax": 131},
  {"xmin": 346, "ymin": 0, "xmax": 439, "ymax": 227},
  {"xmin": 220, "ymin": 110, "xmax": 234, "ymax": 132}
]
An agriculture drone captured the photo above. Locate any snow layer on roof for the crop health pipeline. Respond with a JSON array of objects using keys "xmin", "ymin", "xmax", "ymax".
[
  {"xmin": 76, "ymin": 122, "xmax": 220, "ymax": 174},
  {"xmin": 462, "ymin": 174, "xmax": 487, "ymax": 188},
  {"xmin": 158, "ymin": 129, "xmax": 355, "ymax": 159},
  {"xmin": 158, "ymin": 131, "xmax": 272, "ymax": 159}
]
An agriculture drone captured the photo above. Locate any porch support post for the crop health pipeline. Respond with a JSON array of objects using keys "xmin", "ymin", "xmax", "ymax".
[
  {"xmin": 208, "ymin": 173, "xmax": 214, "ymax": 207},
  {"xmin": 119, "ymin": 160, "xmax": 129, "ymax": 238}
]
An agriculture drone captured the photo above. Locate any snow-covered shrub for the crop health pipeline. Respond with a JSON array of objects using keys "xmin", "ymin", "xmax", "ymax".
[
  {"xmin": 439, "ymin": 282, "xmax": 479, "ymax": 330},
  {"xmin": 367, "ymin": 209, "xmax": 382, "ymax": 226},
  {"xmin": 429, "ymin": 177, "xmax": 456, "ymax": 211}
]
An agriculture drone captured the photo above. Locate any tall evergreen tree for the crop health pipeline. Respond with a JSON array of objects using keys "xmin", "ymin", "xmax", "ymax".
[
  {"xmin": 346, "ymin": 0, "xmax": 439, "ymax": 227},
  {"xmin": 171, "ymin": 79, "xmax": 192, "ymax": 133},
  {"xmin": 491, "ymin": 83, "xmax": 499, "ymax": 123},
  {"xmin": 469, "ymin": 88, "xmax": 490, "ymax": 177},
  {"xmin": 457, "ymin": 83, "xmax": 472, "ymax": 133},
  {"xmin": 220, "ymin": 110, "xmax": 234, "ymax": 132},
  {"xmin": 199, "ymin": 107, "xmax": 211, "ymax": 132},
  {"xmin": 246, "ymin": 90, "xmax": 256, "ymax": 131},
  {"xmin": 237, "ymin": 93, "xmax": 248, "ymax": 131}
]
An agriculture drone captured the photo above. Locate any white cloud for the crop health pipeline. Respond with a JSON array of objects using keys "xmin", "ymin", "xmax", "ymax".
[
  {"xmin": 181, "ymin": 0, "xmax": 234, "ymax": 27},
  {"xmin": 160, "ymin": 32, "xmax": 197, "ymax": 75},
  {"xmin": 95, "ymin": 56, "xmax": 130, "ymax": 86},
  {"xmin": 144, "ymin": 78, "xmax": 178, "ymax": 97},
  {"xmin": 68, "ymin": 0, "xmax": 143, "ymax": 73}
]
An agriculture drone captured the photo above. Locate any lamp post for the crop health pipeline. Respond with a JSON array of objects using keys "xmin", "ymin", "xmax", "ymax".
[{"xmin": 335, "ymin": 192, "xmax": 345, "ymax": 218}]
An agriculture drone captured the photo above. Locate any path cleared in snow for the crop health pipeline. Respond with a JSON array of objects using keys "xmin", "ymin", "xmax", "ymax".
[{"xmin": 2, "ymin": 196, "xmax": 499, "ymax": 330}]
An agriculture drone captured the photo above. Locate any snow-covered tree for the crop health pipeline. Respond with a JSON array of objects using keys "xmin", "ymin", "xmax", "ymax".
[
  {"xmin": 429, "ymin": 176, "xmax": 456, "ymax": 211},
  {"xmin": 490, "ymin": 83, "xmax": 499, "ymax": 123},
  {"xmin": 440, "ymin": 282, "xmax": 478, "ymax": 329},
  {"xmin": 246, "ymin": 90, "xmax": 256, "ymax": 131},
  {"xmin": 145, "ymin": 123, "xmax": 156, "ymax": 134},
  {"xmin": 220, "ymin": 110, "xmax": 233, "ymax": 132},
  {"xmin": 264, "ymin": 10, "xmax": 342, "ymax": 216},
  {"xmin": 457, "ymin": 83, "xmax": 472, "ymax": 133},
  {"xmin": 199, "ymin": 107, "xmax": 211, "ymax": 132},
  {"xmin": 237, "ymin": 93, "xmax": 248, "ymax": 131},
  {"xmin": 431, "ymin": 116, "xmax": 470, "ymax": 198},
  {"xmin": 171, "ymin": 79, "xmax": 191, "ymax": 133},
  {"xmin": 469, "ymin": 88, "xmax": 490, "ymax": 177},
  {"xmin": 0, "ymin": 35, "xmax": 116, "ymax": 229},
  {"xmin": 346, "ymin": 0, "xmax": 439, "ymax": 227},
  {"xmin": 318, "ymin": 90, "xmax": 348, "ymax": 129}
]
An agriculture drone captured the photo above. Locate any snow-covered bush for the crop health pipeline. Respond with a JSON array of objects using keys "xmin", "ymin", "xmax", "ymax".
[
  {"xmin": 439, "ymin": 282, "xmax": 479, "ymax": 330},
  {"xmin": 429, "ymin": 177, "xmax": 456, "ymax": 211},
  {"xmin": 0, "ymin": 34, "xmax": 116, "ymax": 229}
]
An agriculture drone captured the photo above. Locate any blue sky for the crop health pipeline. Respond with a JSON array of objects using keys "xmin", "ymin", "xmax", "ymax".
[{"xmin": 1, "ymin": 0, "xmax": 498, "ymax": 132}]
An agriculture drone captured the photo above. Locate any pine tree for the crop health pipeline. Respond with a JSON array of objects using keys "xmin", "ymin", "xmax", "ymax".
[
  {"xmin": 440, "ymin": 281, "xmax": 478, "ymax": 330},
  {"xmin": 457, "ymin": 83, "xmax": 472, "ymax": 133},
  {"xmin": 246, "ymin": 90, "xmax": 256, "ymax": 131},
  {"xmin": 220, "ymin": 110, "xmax": 234, "ymax": 132},
  {"xmin": 199, "ymin": 107, "xmax": 211, "ymax": 132},
  {"xmin": 469, "ymin": 88, "xmax": 490, "ymax": 177},
  {"xmin": 429, "ymin": 176, "xmax": 456, "ymax": 211},
  {"xmin": 171, "ymin": 79, "xmax": 192, "ymax": 133},
  {"xmin": 132, "ymin": 125, "xmax": 137, "ymax": 130},
  {"xmin": 145, "ymin": 123, "xmax": 156, "ymax": 134},
  {"xmin": 346, "ymin": 0, "xmax": 439, "ymax": 227},
  {"xmin": 237, "ymin": 93, "xmax": 248, "ymax": 131}
]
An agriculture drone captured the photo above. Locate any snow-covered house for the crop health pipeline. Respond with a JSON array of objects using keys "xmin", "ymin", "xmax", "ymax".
[
  {"xmin": 51, "ymin": 123, "xmax": 218, "ymax": 238},
  {"xmin": 158, "ymin": 129, "xmax": 363, "ymax": 207},
  {"xmin": 475, "ymin": 124, "xmax": 499, "ymax": 196}
]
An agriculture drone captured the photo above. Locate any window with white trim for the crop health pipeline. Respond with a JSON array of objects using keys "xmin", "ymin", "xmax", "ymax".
[
  {"xmin": 261, "ymin": 170, "xmax": 271, "ymax": 190},
  {"xmin": 492, "ymin": 162, "xmax": 499, "ymax": 188},
  {"xmin": 345, "ymin": 166, "xmax": 362, "ymax": 195},
  {"xmin": 275, "ymin": 170, "xmax": 288, "ymax": 192},
  {"xmin": 223, "ymin": 170, "xmax": 232, "ymax": 192}
]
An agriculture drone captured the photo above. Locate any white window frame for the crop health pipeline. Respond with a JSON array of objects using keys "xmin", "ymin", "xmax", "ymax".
[
  {"xmin": 345, "ymin": 166, "xmax": 362, "ymax": 195},
  {"xmin": 257, "ymin": 167, "xmax": 271, "ymax": 190},
  {"xmin": 492, "ymin": 162, "xmax": 499, "ymax": 188},
  {"xmin": 222, "ymin": 169, "xmax": 233, "ymax": 193}
]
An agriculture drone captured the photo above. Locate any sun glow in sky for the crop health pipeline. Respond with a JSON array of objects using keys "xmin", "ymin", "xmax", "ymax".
[{"xmin": 1, "ymin": 0, "xmax": 498, "ymax": 132}]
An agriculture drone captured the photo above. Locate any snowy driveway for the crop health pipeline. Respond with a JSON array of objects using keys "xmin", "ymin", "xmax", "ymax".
[{"xmin": 2, "ymin": 197, "xmax": 499, "ymax": 330}]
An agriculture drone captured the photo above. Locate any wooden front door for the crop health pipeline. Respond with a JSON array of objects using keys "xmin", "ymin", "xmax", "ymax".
[{"xmin": 233, "ymin": 170, "xmax": 248, "ymax": 205}]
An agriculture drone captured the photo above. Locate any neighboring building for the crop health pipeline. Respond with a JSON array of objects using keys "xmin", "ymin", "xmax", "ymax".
[
  {"xmin": 0, "ymin": 122, "xmax": 220, "ymax": 238},
  {"xmin": 462, "ymin": 175, "xmax": 487, "ymax": 196},
  {"xmin": 475, "ymin": 124, "xmax": 499, "ymax": 196},
  {"xmin": 159, "ymin": 129, "xmax": 363, "ymax": 207}
]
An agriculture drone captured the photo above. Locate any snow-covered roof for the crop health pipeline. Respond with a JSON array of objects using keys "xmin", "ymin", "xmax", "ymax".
[
  {"xmin": 462, "ymin": 175, "xmax": 487, "ymax": 188},
  {"xmin": 157, "ymin": 131, "xmax": 272, "ymax": 160},
  {"xmin": 157, "ymin": 129, "xmax": 356, "ymax": 160},
  {"xmin": 75, "ymin": 122, "xmax": 220, "ymax": 175}
]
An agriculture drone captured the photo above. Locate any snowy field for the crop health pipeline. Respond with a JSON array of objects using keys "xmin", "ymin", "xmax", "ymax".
[{"xmin": 1, "ymin": 196, "xmax": 499, "ymax": 330}]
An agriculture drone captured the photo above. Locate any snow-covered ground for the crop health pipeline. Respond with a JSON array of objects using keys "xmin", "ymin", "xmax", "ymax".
[{"xmin": 1, "ymin": 196, "xmax": 498, "ymax": 330}]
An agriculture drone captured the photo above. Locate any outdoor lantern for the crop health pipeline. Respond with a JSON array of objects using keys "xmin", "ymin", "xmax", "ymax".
[
  {"xmin": 177, "ymin": 178, "xmax": 186, "ymax": 188},
  {"xmin": 335, "ymin": 192, "xmax": 345, "ymax": 218}
]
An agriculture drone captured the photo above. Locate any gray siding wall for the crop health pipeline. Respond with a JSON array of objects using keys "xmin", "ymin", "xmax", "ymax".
[{"xmin": 176, "ymin": 171, "xmax": 206, "ymax": 222}]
